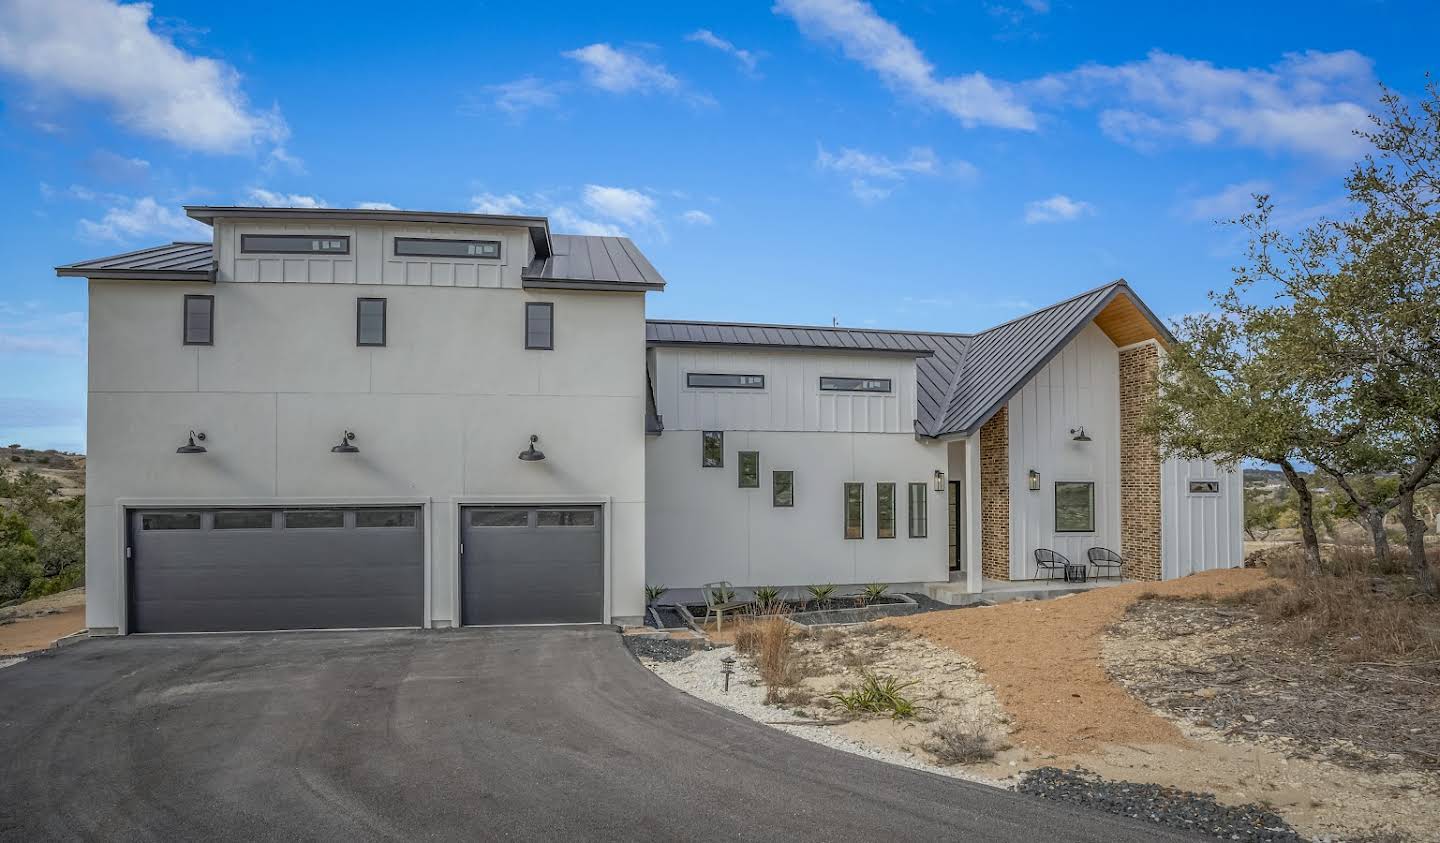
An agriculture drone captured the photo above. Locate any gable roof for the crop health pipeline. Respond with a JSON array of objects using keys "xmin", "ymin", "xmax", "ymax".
[
  {"xmin": 523, "ymin": 234, "xmax": 665, "ymax": 291},
  {"xmin": 55, "ymin": 241, "xmax": 215, "ymax": 281}
]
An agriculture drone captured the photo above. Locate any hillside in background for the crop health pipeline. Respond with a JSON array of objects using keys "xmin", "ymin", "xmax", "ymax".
[{"xmin": 1, "ymin": 445, "xmax": 84, "ymax": 498}]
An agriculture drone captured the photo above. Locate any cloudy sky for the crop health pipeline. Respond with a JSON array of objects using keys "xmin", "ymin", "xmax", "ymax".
[{"xmin": 0, "ymin": 0, "xmax": 1432, "ymax": 451}]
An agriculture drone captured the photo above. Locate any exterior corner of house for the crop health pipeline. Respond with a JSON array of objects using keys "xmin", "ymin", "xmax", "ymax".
[{"xmin": 1119, "ymin": 344, "xmax": 1162, "ymax": 581}]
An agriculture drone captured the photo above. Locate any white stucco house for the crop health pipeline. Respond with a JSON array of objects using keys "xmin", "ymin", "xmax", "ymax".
[{"xmin": 57, "ymin": 205, "xmax": 1242, "ymax": 634}]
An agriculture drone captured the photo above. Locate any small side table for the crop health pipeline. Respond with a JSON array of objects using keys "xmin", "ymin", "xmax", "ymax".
[{"xmin": 1064, "ymin": 563, "xmax": 1088, "ymax": 583}]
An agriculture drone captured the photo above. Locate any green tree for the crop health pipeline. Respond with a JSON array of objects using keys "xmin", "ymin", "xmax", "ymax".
[{"xmin": 0, "ymin": 509, "xmax": 40, "ymax": 601}]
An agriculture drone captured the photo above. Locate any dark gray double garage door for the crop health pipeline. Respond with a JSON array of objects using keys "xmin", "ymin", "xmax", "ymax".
[{"xmin": 128, "ymin": 505, "xmax": 602, "ymax": 633}]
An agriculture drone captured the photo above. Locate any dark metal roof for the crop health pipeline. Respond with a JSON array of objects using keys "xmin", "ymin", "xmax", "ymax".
[
  {"xmin": 55, "ymin": 242, "xmax": 215, "ymax": 281},
  {"xmin": 524, "ymin": 235, "xmax": 666, "ymax": 291},
  {"xmin": 645, "ymin": 320, "xmax": 947, "ymax": 355}
]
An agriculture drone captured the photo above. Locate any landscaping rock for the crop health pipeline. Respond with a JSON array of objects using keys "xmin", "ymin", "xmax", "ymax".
[{"xmin": 624, "ymin": 636, "xmax": 706, "ymax": 663}]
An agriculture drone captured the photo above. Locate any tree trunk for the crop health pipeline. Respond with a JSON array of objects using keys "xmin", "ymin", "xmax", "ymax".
[
  {"xmin": 1365, "ymin": 509, "xmax": 1392, "ymax": 565},
  {"xmin": 1398, "ymin": 490, "xmax": 1437, "ymax": 595},
  {"xmin": 1278, "ymin": 460, "xmax": 1323, "ymax": 575}
]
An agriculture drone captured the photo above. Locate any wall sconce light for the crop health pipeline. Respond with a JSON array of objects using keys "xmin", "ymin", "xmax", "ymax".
[
  {"xmin": 1070, "ymin": 426, "xmax": 1092, "ymax": 442},
  {"xmin": 518, "ymin": 434, "xmax": 546, "ymax": 462},
  {"xmin": 176, "ymin": 430, "xmax": 207, "ymax": 454},
  {"xmin": 331, "ymin": 431, "xmax": 359, "ymax": 453},
  {"xmin": 1028, "ymin": 469, "xmax": 1041, "ymax": 491},
  {"xmin": 933, "ymin": 469, "xmax": 945, "ymax": 492}
]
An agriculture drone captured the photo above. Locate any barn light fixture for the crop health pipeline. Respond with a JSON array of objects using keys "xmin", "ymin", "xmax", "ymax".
[
  {"xmin": 1028, "ymin": 469, "xmax": 1041, "ymax": 491},
  {"xmin": 518, "ymin": 434, "xmax": 546, "ymax": 462},
  {"xmin": 1070, "ymin": 426, "xmax": 1092, "ymax": 443},
  {"xmin": 331, "ymin": 430, "xmax": 358, "ymax": 453},
  {"xmin": 933, "ymin": 469, "xmax": 945, "ymax": 492},
  {"xmin": 176, "ymin": 431, "xmax": 207, "ymax": 454}
]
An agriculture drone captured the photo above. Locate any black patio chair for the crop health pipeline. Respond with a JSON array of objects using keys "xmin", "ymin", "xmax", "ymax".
[
  {"xmin": 1033, "ymin": 548, "xmax": 1069, "ymax": 581},
  {"xmin": 1086, "ymin": 547, "xmax": 1124, "ymax": 580}
]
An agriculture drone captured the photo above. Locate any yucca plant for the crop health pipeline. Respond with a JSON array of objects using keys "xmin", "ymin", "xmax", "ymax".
[
  {"xmin": 751, "ymin": 585, "xmax": 783, "ymax": 614},
  {"xmin": 827, "ymin": 672, "xmax": 920, "ymax": 719},
  {"xmin": 805, "ymin": 584, "xmax": 836, "ymax": 608},
  {"xmin": 708, "ymin": 585, "xmax": 736, "ymax": 605},
  {"xmin": 860, "ymin": 583, "xmax": 890, "ymax": 605},
  {"xmin": 644, "ymin": 584, "xmax": 668, "ymax": 604}
]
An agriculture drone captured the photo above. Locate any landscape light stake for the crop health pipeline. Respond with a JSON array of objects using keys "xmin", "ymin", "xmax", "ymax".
[{"xmin": 721, "ymin": 655, "xmax": 736, "ymax": 693}]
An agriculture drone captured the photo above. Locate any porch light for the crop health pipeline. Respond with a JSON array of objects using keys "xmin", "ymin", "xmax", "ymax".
[
  {"xmin": 331, "ymin": 431, "xmax": 358, "ymax": 453},
  {"xmin": 933, "ymin": 469, "xmax": 945, "ymax": 492},
  {"xmin": 176, "ymin": 431, "xmax": 207, "ymax": 454},
  {"xmin": 1070, "ymin": 426, "xmax": 1092, "ymax": 443},
  {"xmin": 1028, "ymin": 469, "xmax": 1041, "ymax": 491},
  {"xmin": 518, "ymin": 434, "xmax": 546, "ymax": 462}
]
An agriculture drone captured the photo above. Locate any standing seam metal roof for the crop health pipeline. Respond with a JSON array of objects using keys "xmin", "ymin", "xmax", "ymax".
[
  {"xmin": 524, "ymin": 234, "xmax": 665, "ymax": 289},
  {"xmin": 54, "ymin": 242, "xmax": 215, "ymax": 278}
]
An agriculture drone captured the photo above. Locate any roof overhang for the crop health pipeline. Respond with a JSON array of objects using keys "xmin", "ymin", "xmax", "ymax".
[
  {"xmin": 184, "ymin": 206, "xmax": 553, "ymax": 260},
  {"xmin": 646, "ymin": 340, "xmax": 933, "ymax": 357},
  {"xmin": 55, "ymin": 266, "xmax": 214, "ymax": 282},
  {"xmin": 523, "ymin": 278, "xmax": 665, "ymax": 293}
]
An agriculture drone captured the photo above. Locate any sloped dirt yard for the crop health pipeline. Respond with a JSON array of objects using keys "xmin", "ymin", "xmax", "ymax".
[{"xmin": 0, "ymin": 589, "xmax": 85, "ymax": 657}]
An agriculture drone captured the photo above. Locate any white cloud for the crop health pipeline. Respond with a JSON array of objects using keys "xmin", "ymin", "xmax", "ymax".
[
  {"xmin": 0, "ymin": 0, "xmax": 288, "ymax": 154},
  {"xmin": 469, "ymin": 185, "xmax": 673, "ymax": 237},
  {"xmin": 686, "ymin": 29, "xmax": 759, "ymax": 75},
  {"xmin": 76, "ymin": 196, "xmax": 207, "ymax": 241},
  {"xmin": 85, "ymin": 149, "xmax": 150, "ymax": 183},
  {"xmin": 816, "ymin": 144, "xmax": 975, "ymax": 201},
  {"xmin": 1179, "ymin": 180, "xmax": 1271, "ymax": 221},
  {"xmin": 1030, "ymin": 50, "xmax": 1375, "ymax": 159},
  {"xmin": 486, "ymin": 76, "xmax": 564, "ymax": 115},
  {"xmin": 680, "ymin": 209, "xmax": 714, "ymax": 225},
  {"xmin": 470, "ymin": 192, "xmax": 532, "ymax": 215},
  {"xmin": 266, "ymin": 145, "xmax": 305, "ymax": 173},
  {"xmin": 549, "ymin": 206, "xmax": 625, "ymax": 237},
  {"xmin": 1023, "ymin": 194, "xmax": 1095, "ymax": 223},
  {"xmin": 356, "ymin": 201, "xmax": 399, "ymax": 211},
  {"xmin": 582, "ymin": 185, "xmax": 656, "ymax": 227},
  {"xmin": 773, "ymin": 0, "xmax": 1036, "ymax": 130},
  {"xmin": 564, "ymin": 43, "xmax": 681, "ymax": 95},
  {"xmin": 246, "ymin": 188, "xmax": 326, "ymax": 208}
]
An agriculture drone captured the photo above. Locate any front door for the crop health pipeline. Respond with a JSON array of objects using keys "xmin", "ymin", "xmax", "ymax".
[{"xmin": 947, "ymin": 481, "xmax": 963, "ymax": 572}]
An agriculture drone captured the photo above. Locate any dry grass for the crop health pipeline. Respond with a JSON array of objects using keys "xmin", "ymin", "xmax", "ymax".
[
  {"xmin": 733, "ymin": 613, "xmax": 807, "ymax": 702},
  {"xmin": 922, "ymin": 718, "xmax": 1002, "ymax": 765}
]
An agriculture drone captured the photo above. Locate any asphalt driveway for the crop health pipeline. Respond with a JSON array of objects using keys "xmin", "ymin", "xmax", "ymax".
[{"xmin": 0, "ymin": 628, "xmax": 1193, "ymax": 841}]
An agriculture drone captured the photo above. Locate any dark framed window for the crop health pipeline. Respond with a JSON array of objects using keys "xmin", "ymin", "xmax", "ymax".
[
  {"xmin": 141, "ymin": 512, "xmax": 201, "ymax": 530},
  {"xmin": 844, "ymin": 483, "xmax": 864, "ymax": 539},
  {"xmin": 687, "ymin": 372, "xmax": 765, "ymax": 389},
  {"xmin": 773, "ymin": 470, "xmax": 794, "ymax": 507},
  {"xmin": 820, "ymin": 376, "xmax": 892, "ymax": 393},
  {"xmin": 738, "ymin": 451, "xmax": 760, "ymax": 488},
  {"xmin": 284, "ymin": 510, "xmax": 345, "ymax": 529},
  {"xmin": 357, "ymin": 297, "xmax": 386, "ymax": 346},
  {"xmin": 214, "ymin": 511, "xmax": 274, "ymax": 530},
  {"xmin": 1188, "ymin": 480, "xmax": 1221, "ymax": 494},
  {"xmin": 469, "ymin": 508, "xmax": 528, "ymax": 527},
  {"xmin": 240, "ymin": 234, "xmax": 349, "ymax": 254},
  {"xmin": 183, "ymin": 295, "xmax": 213, "ymax": 345},
  {"xmin": 908, "ymin": 483, "xmax": 928, "ymax": 538},
  {"xmin": 877, "ymin": 482, "xmax": 896, "ymax": 539},
  {"xmin": 394, "ymin": 237, "xmax": 500, "ymax": 259},
  {"xmin": 525, "ymin": 302, "xmax": 554, "ymax": 350},
  {"xmin": 537, "ymin": 509, "xmax": 597, "ymax": 527},
  {"xmin": 701, "ymin": 431, "xmax": 723, "ymax": 467},
  {"xmin": 355, "ymin": 509, "xmax": 416, "ymax": 528},
  {"xmin": 1055, "ymin": 481, "xmax": 1096, "ymax": 533}
]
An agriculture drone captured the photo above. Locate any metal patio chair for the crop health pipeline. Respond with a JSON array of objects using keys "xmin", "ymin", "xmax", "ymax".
[
  {"xmin": 700, "ymin": 581, "xmax": 752, "ymax": 632},
  {"xmin": 1033, "ymin": 548, "xmax": 1069, "ymax": 581},
  {"xmin": 1087, "ymin": 547, "xmax": 1125, "ymax": 580}
]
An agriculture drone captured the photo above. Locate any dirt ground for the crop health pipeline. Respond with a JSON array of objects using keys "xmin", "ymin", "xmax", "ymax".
[{"xmin": 0, "ymin": 589, "xmax": 86, "ymax": 656}]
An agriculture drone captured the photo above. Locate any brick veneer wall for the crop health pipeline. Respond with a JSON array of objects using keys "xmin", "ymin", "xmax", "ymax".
[
  {"xmin": 1119, "ymin": 343, "xmax": 1163, "ymax": 581},
  {"xmin": 979, "ymin": 406, "xmax": 1010, "ymax": 581}
]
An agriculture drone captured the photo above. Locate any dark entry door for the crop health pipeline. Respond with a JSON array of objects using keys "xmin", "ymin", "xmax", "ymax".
[{"xmin": 460, "ymin": 505, "xmax": 603, "ymax": 625}]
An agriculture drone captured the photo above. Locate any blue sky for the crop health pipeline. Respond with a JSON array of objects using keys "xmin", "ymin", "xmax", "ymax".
[{"xmin": 0, "ymin": 0, "xmax": 1433, "ymax": 452}]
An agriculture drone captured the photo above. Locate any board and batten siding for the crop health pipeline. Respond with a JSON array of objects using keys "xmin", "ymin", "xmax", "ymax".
[
  {"xmin": 214, "ymin": 220, "xmax": 532, "ymax": 288},
  {"xmin": 1161, "ymin": 457, "xmax": 1244, "ymax": 578},
  {"xmin": 650, "ymin": 347, "xmax": 917, "ymax": 433},
  {"xmin": 1005, "ymin": 324, "xmax": 1123, "ymax": 579}
]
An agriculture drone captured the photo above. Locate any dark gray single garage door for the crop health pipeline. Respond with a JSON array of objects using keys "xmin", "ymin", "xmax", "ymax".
[
  {"xmin": 128, "ymin": 507, "xmax": 424, "ymax": 633},
  {"xmin": 460, "ymin": 506, "xmax": 603, "ymax": 625}
]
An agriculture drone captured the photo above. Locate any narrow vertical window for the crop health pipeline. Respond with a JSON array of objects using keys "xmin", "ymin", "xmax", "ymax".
[
  {"xmin": 525, "ymin": 302, "xmax": 554, "ymax": 350},
  {"xmin": 183, "ymin": 294, "xmax": 213, "ymax": 345},
  {"xmin": 773, "ymin": 470, "xmax": 794, "ymax": 507},
  {"xmin": 357, "ymin": 298, "xmax": 386, "ymax": 346},
  {"xmin": 701, "ymin": 431, "xmax": 723, "ymax": 467},
  {"xmin": 738, "ymin": 451, "xmax": 759, "ymax": 488},
  {"xmin": 908, "ymin": 482, "xmax": 928, "ymax": 538},
  {"xmin": 877, "ymin": 482, "xmax": 896, "ymax": 539},
  {"xmin": 844, "ymin": 482, "xmax": 864, "ymax": 539}
]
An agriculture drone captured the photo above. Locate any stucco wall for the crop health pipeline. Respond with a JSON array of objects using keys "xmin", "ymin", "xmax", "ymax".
[{"xmin": 86, "ymin": 277, "xmax": 648, "ymax": 631}]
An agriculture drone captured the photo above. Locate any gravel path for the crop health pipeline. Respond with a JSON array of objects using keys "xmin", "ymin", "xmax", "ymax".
[{"xmin": 1018, "ymin": 767, "xmax": 1304, "ymax": 842}]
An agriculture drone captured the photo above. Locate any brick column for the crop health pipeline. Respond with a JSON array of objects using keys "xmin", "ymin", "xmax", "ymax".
[
  {"xmin": 979, "ymin": 406, "xmax": 1010, "ymax": 581},
  {"xmin": 1119, "ymin": 344, "xmax": 1163, "ymax": 581}
]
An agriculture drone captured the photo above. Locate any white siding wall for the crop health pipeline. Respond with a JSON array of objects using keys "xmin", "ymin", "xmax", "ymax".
[
  {"xmin": 652, "ymin": 348, "xmax": 916, "ymax": 433},
  {"xmin": 1006, "ymin": 324, "xmax": 1123, "ymax": 579},
  {"xmin": 1161, "ymin": 458, "xmax": 1244, "ymax": 577}
]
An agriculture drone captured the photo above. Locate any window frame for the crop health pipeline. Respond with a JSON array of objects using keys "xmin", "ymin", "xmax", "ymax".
[
  {"xmin": 907, "ymin": 482, "xmax": 928, "ymax": 538},
  {"xmin": 1188, "ymin": 480, "xmax": 1222, "ymax": 495},
  {"xmin": 701, "ymin": 431, "xmax": 724, "ymax": 468},
  {"xmin": 819, "ymin": 376, "xmax": 893, "ymax": 393},
  {"xmin": 356, "ymin": 297, "xmax": 387, "ymax": 347},
  {"xmin": 393, "ymin": 236, "xmax": 501, "ymax": 259},
  {"xmin": 738, "ymin": 450, "xmax": 760, "ymax": 488},
  {"xmin": 213, "ymin": 510, "xmax": 275, "ymax": 530},
  {"xmin": 182, "ymin": 294, "xmax": 214, "ymax": 346},
  {"xmin": 1054, "ymin": 481, "xmax": 1097, "ymax": 533},
  {"xmin": 844, "ymin": 482, "xmax": 864, "ymax": 540},
  {"xmin": 240, "ymin": 234, "xmax": 350, "ymax": 255},
  {"xmin": 686, "ymin": 372, "xmax": 766, "ymax": 390},
  {"xmin": 877, "ymin": 482, "xmax": 896, "ymax": 539},
  {"xmin": 772, "ymin": 470, "xmax": 795, "ymax": 508},
  {"xmin": 525, "ymin": 301, "xmax": 554, "ymax": 350}
]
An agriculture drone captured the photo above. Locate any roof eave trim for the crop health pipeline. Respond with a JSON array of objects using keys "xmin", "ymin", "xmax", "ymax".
[
  {"xmin": 522, "ymin": 278, "xmax": 664, "ymax": 292},
  {"xmin": 647, "ymin": 340, "xmax": 933, "ymax": 357},
  {"xmin": 54, "ymin": 267, "xmax": 214, "ymax": 282}
]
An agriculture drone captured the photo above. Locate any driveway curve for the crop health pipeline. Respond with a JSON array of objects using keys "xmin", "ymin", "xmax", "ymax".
[{"xmin": 0, "ymin": 628, "xmax": 1193, "ymax": 841}]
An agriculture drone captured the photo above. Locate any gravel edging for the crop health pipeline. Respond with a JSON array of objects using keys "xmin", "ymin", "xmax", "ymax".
[
  {"xmin": 624, "ymin": 636, "xmax": 709, "ymax": 663},
  {"xmin": 1017, "ymin": 767, "xmax": 1305, "ymax": 842}
]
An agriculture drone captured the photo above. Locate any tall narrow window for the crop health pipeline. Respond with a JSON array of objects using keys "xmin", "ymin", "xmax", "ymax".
[
  {"xmin": 908, "ymin": 482, "xmax": 928, "ymax": 538},
  {"xmin": 183, "ymin": 295, "xmax": 213, "ymax": 345},
  {"xmin": 525, "ymin": 302, "xmax": 554, "ymax": 350},
  {"xmin": 877, "ymin": 482, "xmax": 896, "ymax": 539},
  {"xmin": 357, "ymin": 297, "xmax": 386, "ymax": 346},
  {"xmin": 738, "ymin": 451, "xmax": 759, "ymax": 488},
  {"xmin": 1055, "ymin": 481, "xmax": 1096, "ymax": 533},
  {"xmin": 773, "ymin": 470, "xmax": 794, "ymax": 507},
  {"xmin": 844, "ymin": 482, "xmax": 864, "ymax": 539},
  {"xmin": 701, "ymin": 431, "xmax": 723, "ymax": 467}
]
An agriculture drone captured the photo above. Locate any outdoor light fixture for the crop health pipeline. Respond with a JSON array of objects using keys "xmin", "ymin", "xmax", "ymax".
[
  {"xmin": 933, "ymin": 469, "xmax": 945, "ymax": 492},
  {"xmin": 1070, "ymin": 426, "xmax": 1092, "ymax": 442},
  {"xmin": 518, "ymin": 434, "xmax": 546, "ymax": 462},
  {"xmin": 176, "ymin": 431, "xmax": 207, "ymax": 454},
  {"xmin": 331, "ymin": 431, "xmax": 358, "ymax": 453},
  {"xmin": 1029, "ymin": 469, "xmax": 1041, "ymax": 491}
]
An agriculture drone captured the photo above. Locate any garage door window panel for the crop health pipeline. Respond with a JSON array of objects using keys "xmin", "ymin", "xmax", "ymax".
[
  {"xmin": 214, "ymin": 511, "xmax": 275, "ymax": 530},
  {"xmin": 355, "ymin": 509, "xmax": 416, "ymax": 528},
  {"xmin": 142, "ymin": 512, "xmax": 202, "ymax": 530},
  {"xmin": 284, "ymin": 510, "xmax": 346, "ymax": 529},
  {"xmin": 536, "ymin": 509, "xmax": 598, "ymax": 528},
  {"xmin": 470, "ymin": 508, "xmax": 530, "ymax": 528}
]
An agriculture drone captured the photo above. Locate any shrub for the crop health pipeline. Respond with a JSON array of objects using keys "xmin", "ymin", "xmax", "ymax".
[
  {"xmin": 860, "ymin": 583, "xmax": 889, "ymax": 604},
  {"xmin": 828, "ymin": 672, "xmax": 920, "ymax": 719},
  {"xmin": 923, "ymin": 720, "xmax": 999, "ymax": 765},
  {"xmin": 751, "ymin": 585, "xmax": 783, "ymax": 614},
  {"xmin": 644, "ymin": 584, "xmax": 668, "ymax": 603},
  {"xmin": 753, "ymin": 614, "xmax": 799, "ymax": 689},
  {"xmin": 806, "ymin": 584, "xmax": 836, "ymax": 607}
]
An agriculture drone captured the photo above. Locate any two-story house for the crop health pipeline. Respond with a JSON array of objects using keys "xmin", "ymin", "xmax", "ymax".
[{"xmin": 58, "ymin": 205, "xmax": 1242, "ymax": 635}]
